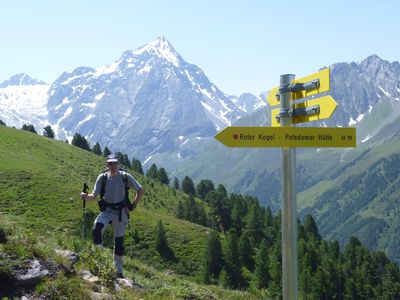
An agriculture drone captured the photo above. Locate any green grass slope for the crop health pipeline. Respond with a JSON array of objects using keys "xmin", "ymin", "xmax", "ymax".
[{"xmin": 0, "ymin": 126, "xmax": 259, "ymax": 299}]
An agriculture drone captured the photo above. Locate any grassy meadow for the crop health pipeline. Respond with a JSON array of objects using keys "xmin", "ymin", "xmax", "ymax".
[{"xmin": 0, "ymin": 125, "xmax": 263, "ymax": 299}]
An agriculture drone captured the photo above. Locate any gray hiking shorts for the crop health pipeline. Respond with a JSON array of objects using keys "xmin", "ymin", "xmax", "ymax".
[{"xmin": 93, "ymin": 208, "xmax": 129, "ymax": 237}]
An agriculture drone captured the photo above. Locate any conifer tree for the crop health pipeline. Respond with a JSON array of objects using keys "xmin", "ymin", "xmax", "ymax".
[
  {"xmin": 223, "ymin": 229, "xmax": 243, "ymax": 289},
  {"xmin": 304, "ymin": 214, "xmax": 321, "ymax": 242},
  {"xmin": 206, "ymin": 190, "xmax": 231, "ymax": 232},
  {"xmin": 173, "ymin": 177, "xmax": 180, "ymax": 190},
  {"xmin": 71, "ymin": 133, "xmax": 90, "ymax": 151},
  {"xmin": 103, "ymin": 146, "xmax": 112, "ymax": 157},
  {"xmin": 218, "ymin": 267, "xmax": 230, "ymax": 288},
  {"xmin": 181, "ymin": 176, "xmax": 196, "ymax": 196},
  {"xmin": 230, "ymin": 195, "xmax": 245, "ymax": 234},
  {"xmin": 299, "ymin": 264, "xmax": 314, "ymax": 299},
  {"xmin": 203, "ymin": 230, "xmax": 223, "ymax": 284},
  {"xmin": 183, "ymin": 195, "xmax": 197, "ymax": 221},
  {"xmin": 231, "ymin": 205, "xmax": 243, "ymax": 235},
  {"xmin": 0, "ymin": 120, "xmax": 6, "ymax": 126},
  {"xmin": 268, "ymin": 239, "xmax": 282, "ymax": 298},
  {"xmin": 197, "ymin": 179, "xmax": 215, "ymax": 200},
  {"xmin": 380, "ymin": 262, "xmax": 400, "ymax": 299},
  {"xmin": 238, "ymin": 230, "xmax": 254, "ymax": 271},
  {"xmin": 131, "ymin": 158, "xmax": 144, "ymax": 174},
  {"xmin": 117, "ymin": 152, "xmax": 131, "ymax": 168},
  {"xmin": 307, "ymin": 235, "xmax": 322, "ymax": 273},
  {"xmin": 329, "ymin": 240, "xmax": 341, "ymax": 261},
  {"xmin": 176, "ymin": 201, "xmax": 184, "ymax": 219},
  {"xmin": 91, "ymin": 142, "xmax": 102, "ymax": 155},
  {"xmin": 146, "ymin": 163, "xmax": 158, "ymax": 179},
  {"xmin": 344, "ymin": 278, "xmax": 358, "ymax": 300},
  {"xmin": 122, "ymin": 154, "xmax": 131, "ymax": 168},
  {"xmin": 245, "ymin": 204, "xmax": 264, "ymax": 247},
  {"xmin": 196, "ymin": 204, "xmax": 208, "ymax": 227},
  {"xmin": 154, "ymin": 220, "xmax": 170, "ymax": 258},
  {"xmin": 157, "ymin": 167, "xmax": 170, "ymax": 185},
  {"xmin": 298, "ymin": 222, "xmax": 307, "ymax": 241},
  {"xmin": 264, "ymin": 206, "xmax": 273, "ymax": 228},
  {"xmin": 43, "ymin": 125, "xmax": 55, "ymax": 138},
  {"xmin": 263, "ymin": 206, "xmax": 275, "ymax": 248},
  {"xmin": 21, "ymin": 124, "xmax": 37, "ymax": 134},
  {"xmin": 344, "ymin": 236, "xmax": 362, "ymax": 274},
  {"xmin": 216, "ymin": 184, "xmax": 227, "ymax": 197},
  {"xmin": 319, "ymin": 254, "xmax": 344, "ymax": 299},
  {"xmin": 253, "ymin": 239, "xmax": 270, "ymax": 289}
]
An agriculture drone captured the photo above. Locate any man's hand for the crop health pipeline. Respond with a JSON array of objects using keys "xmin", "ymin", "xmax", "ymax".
[
  {"xmin": 80, "ymin": 192, "xmax": 87, "ymax": 200},
  {"xmin": 127, "ymin": 201, "xmax": 136, "ymax": 211},
  {"xmin": 80, "ymin": 193, "xmax": 95, "ymax": 201},
  {"xmin": 81, "ymin": 183, "xmax": 89, "ymax": 205},
  {"xmin": 134, "ymin": 187, "xmax": 144, "ymax": 206}
]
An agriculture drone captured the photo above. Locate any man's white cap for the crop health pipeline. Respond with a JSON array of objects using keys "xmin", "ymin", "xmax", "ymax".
[{"xmin": 106, "ymin": 154, "xmax": 118, "ymax": 163}]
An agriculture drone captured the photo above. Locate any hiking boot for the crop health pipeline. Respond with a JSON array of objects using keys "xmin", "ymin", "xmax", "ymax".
[{"xmin": 116, "ymin": 272, "xmax": 124, "ymax": 279}]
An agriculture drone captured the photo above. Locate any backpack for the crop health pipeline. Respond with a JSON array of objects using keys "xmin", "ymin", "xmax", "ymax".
[{"xmin": 98, "ymin": 169, "xmax": 135, "ymax": 215}]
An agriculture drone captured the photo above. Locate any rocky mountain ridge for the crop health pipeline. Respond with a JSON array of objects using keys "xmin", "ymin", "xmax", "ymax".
[
  {"xmin": 1, "ymin": 40, "xmax": 399, "ymax": 164},
  {"xmin": 44, "ymin": 37, "xmax": 264, "ymax": 159}
]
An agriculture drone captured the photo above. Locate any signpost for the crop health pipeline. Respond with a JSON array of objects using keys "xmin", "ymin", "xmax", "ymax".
[
  {"xmin": 270, "ymin": 95, "xmax": 338, "ymax": 127},
  {"xmin": 214, "ymin": 126, "xmax": 356, "ymax": 148},
  {"xmin": 215, "ymin": 67, "xmax": 356, "ymax": 300},
  {"xmin": 267, "ymin": 68, "xmax": 330, "ymax": 107}
]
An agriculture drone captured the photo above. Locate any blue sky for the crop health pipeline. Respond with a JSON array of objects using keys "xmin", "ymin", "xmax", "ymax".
[{"xmin": 1, "ymin": 0, "xmax": 399, "ymax": 95}]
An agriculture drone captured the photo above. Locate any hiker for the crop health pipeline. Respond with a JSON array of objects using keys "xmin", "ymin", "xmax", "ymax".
[{"xmin": 80, "ymin": 153, "xmax": 144, "ymax": 278}]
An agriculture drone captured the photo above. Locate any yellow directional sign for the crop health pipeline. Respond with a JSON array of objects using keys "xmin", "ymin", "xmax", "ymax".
[
  {"xmin": 271, "ymin": 95, "xmax": 338, "ymax": 127},
  {"xmin": 266, "ymin": 86, "xmax": 280, "ymax": 107},
  {"xmin": 266, "ymin": 68, "xmax": 330, "ymax": 107},
  {"xmin": 215, "ymin": 126, "xmax": 356, "ymax": 148}
]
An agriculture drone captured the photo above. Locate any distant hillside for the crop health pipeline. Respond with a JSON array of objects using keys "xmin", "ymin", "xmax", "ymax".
[{"xmin": 298, "ymin": 141, "xmax": 400, "ymax": 263}]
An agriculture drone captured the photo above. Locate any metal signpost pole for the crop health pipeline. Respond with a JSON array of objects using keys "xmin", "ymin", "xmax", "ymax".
[{"xmin": 279, "ymin": 74, "xmax": 298, "ymax": 300}]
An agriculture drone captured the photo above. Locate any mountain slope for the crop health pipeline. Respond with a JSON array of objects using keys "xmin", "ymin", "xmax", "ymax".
[
  {"xmin": 0, "ymin": 125, "xmax": 261, "ymax": 299},
  {"xmin": 296, "ymin": 133, "xmax": 400, "ymax": 262},
  {"xmin": 45, "ymin": 37, "xmax": 246, "ymax": 160},
  {"xmin": 0, "ymin": 124, "xmax": 206, "ymax": 268}
]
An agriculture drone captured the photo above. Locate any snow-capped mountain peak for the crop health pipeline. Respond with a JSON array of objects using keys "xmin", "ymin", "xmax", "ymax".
[
  {"xmin": 2, "ymin": 37, "xmax": 268, "ymax": 160},
  {"xmin": 43, "ymin": 37, "xmax": 249, "ymax": 158},
  {"xmin": 0, "ymin": 73, "xmax": 46, "ymax": 88},
  {"xmin": 130, "ymin": 36, "xmax": 182, "ymax": 67},
  {"xmin": 0, "ymin": 74, "xmax": 49, "ymax": 130}
]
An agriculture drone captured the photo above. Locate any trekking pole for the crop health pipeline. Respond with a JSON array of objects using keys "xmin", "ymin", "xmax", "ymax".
[{"xmin": 82, "ymin": 183, "xmax": 89, "ymax": 240}]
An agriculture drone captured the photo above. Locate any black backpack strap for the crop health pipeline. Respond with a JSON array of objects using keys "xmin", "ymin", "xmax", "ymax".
[
  {"xmin": 100, "ymin": 172, "xmax": 108, "ymax": 200},
  {"xmin": 97, "ymin": 172, "xmax": 108, "ymax": 212},
  {"xmin": 122, "ymin": 171, "xmax": 130, "ymax": 202},
  {"xmin": 121, "ymin": 171, "xmax": 134, "ymax": 218}
]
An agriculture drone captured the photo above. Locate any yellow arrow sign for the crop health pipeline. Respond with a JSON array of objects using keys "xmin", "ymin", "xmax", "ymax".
[
  {"xmin": 215, "ymin": 126, "xmax": 356, "ymax": 148},
  {"xmin": 266, "ymin": 86, "xmax": 280, "ymax": 107},
  {"xmin": 271, "ymin": 95, "xmax": 338, "ymax": 127},
  {"xmin": 266, "ymin": 68, "xmax": 330, "ymax": 107}
]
